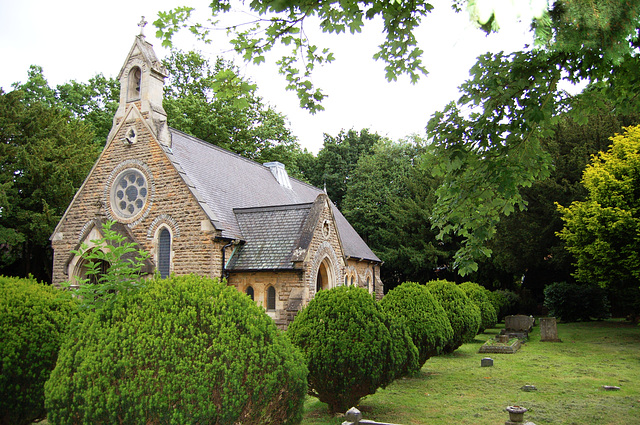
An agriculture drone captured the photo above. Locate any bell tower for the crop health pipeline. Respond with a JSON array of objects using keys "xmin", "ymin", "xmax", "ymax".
[{"xmin": 108, "ymin": 17, "xmax": 171, "ymax": 147}]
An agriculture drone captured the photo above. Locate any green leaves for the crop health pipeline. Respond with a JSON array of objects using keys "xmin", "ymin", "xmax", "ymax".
[
  {"xmin": 62, "ymin": 221, "xmax": 150, "ymax": 312},
  {"xmin": 557, "ymin": 125, "xmax": 640, "ymax": 313},
  {"xmin": 154, "ymin": 0, "xmax": 438, "ymax": 112}
]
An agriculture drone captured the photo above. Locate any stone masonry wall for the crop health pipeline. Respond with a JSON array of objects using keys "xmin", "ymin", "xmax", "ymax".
[{"xmin": 51, "ymin": 109, "xmax": 224, "ymax": 284}]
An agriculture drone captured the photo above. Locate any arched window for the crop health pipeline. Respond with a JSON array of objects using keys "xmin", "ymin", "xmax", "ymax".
[
  {"xmin": 350, "ymin": 276, "xmax": 355, "ymax": 287},
  {"xmin": 367, "ymin": 276, "xmax": 372, "ymax": 294},
  {"xmin": 266, "ymin": 286, "xmax": 276, "ymax": 311},
  {"xmin": 157, "ymin": 228, "xmax": 171, "ymax": 279},
  {"xmin": 246, "ymin": 286, "xmax": 254, "ymax": 301},
  {"xmin": 128, "ymin": 67, "xmax": 142, "ymax": 101},
  {"xmin": 344, "ymin": 275, "xmax": 348, "ymax": 286}
]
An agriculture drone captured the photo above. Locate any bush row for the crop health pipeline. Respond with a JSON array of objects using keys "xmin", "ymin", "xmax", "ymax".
[{"xmin": 2, "ymin": 275, "xmax": 519, "ymax": 424}]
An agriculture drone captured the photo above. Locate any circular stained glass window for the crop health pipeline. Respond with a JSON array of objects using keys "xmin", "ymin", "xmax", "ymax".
[{"xmin": 110, "ymin": 168, "xmax": 148, "ymax": 219}]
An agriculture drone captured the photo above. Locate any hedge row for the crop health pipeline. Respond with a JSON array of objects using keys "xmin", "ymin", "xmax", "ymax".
[{"xmin": 3, "ymin": 275, "xmax": 520, "ymax": 423}]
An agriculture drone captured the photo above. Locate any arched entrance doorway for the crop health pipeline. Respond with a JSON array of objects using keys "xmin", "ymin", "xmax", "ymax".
[{"xmin": 316, "ymin": 259, "xmax": 332, "ymax": 293}]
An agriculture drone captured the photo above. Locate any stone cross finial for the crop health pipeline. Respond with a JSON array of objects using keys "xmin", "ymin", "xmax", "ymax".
[{"xmin": 138, "ymin": 16, "xmax": 148, "ymax": 36}]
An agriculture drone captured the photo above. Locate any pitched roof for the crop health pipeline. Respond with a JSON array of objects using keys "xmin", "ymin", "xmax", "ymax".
[
  {"xmin": 228, "ymin": 203, "xmax": 313, "ymax": 270},
  {"xmin": 165, "ymin": 128, "xmax": 380, "ymax": 264}
]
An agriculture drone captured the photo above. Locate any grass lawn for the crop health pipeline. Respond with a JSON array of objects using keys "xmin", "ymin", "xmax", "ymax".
[{"xmin": 301, "ymin": 319, "xmax": 640, "ymax": 425}]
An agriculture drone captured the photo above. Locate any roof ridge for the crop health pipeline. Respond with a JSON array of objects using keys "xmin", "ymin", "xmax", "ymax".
[{"xmin": 233, "ymin": 202, "xmax": 314, "ymax": 214}]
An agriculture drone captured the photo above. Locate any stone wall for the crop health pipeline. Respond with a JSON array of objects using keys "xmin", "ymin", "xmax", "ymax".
[{"xmin": 51, "ymin": 108, "xmax": 224, "ymax": 285}]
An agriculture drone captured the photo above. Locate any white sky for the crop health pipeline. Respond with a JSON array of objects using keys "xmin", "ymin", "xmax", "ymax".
[{"xmin": 0, "ymin": 0, "xmax": 536, "ymax": 153}]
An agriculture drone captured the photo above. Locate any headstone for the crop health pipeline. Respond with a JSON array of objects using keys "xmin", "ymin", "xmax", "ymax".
[
  {"xmin": 481, "ymin": 357, "xmax": 494, "ymax": 367},
  {"xmin": 497, "ymin": 334, "xmax": 509, "ymax": 343},
  {"xmin": 504, "ymin": 315, "xmax": 535, "ymax": 332},
  {"xmin": 521, "ymin": 385, "xmax": 537, "ymax": 392},
  {"xmin": 540, "ymin": 317, "xmax": 562, "ymax": 342}
]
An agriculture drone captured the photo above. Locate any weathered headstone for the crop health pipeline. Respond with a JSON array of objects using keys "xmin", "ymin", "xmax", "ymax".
[
  {"xmin": 540, "ymin": 317, "xmax": 562, "ymax": 342},
  {"xmin": 497, "ymin": 334, "xmax": 509, "ymax": 343},
  {"xmin": 481, "ymin": 357, "xmax": 494, "ymax": 367},
  {"xmin": 505, "ymin": 315, "xmax": 535, "ymax": 332}
]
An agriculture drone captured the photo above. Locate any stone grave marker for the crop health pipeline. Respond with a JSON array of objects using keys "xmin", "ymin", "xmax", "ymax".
[{"xmin": 540, "ymin": 317, "xmax": 562, "ymax": 342}]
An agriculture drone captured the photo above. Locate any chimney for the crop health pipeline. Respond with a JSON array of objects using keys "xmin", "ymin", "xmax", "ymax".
[{"xmin": 264, "ymin": 162, "xmax": 292, "ymax": 190}]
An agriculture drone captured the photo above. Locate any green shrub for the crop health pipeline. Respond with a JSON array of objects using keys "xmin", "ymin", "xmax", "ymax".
[
  {"xmin": 459, "ymin": 282, "xmax": 498, "ymax": 332},
  {"xmin": 543, "ymin": 281, "xmax": 610, "ymax": 322},
  {"xmin": 425, "ymin": 280, "xmax": 481, "ymax": 353},
  {"xmin": 380, "ymin": 282, "xmax": 454, "ymax": 367},
  {"xmin": 287, "ymin": 286, "xmax": 418, "ymax": 414},
  {"xmin": 489, "ymin": 289, "xmax": 521, "ymax": 321},
  {"xmin": 44, "ymin": 274, "xmax": 307, "ymax": 425},
  {"xmin": 0, "ymin": 276, "xmax": 77, "ymax": 425}
]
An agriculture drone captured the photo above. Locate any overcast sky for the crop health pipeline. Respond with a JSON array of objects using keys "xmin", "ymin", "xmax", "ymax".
[{"xmin": 1, "ymin": 0, "xmax": 536, "ymax": 153}]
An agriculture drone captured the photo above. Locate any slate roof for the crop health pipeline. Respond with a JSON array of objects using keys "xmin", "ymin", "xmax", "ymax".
[
  {"xmin": 165, "ymin": 128, "xmax": 381, "ymax": 266},
  {"xmin": 227, "ymin": 203, "xmax": 313, "ymax": 270}
]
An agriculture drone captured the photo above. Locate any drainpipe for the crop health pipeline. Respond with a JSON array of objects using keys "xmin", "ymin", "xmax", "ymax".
[{"xmin": 221, "ymin": 241, "xmax": 234, "ymax": 281}]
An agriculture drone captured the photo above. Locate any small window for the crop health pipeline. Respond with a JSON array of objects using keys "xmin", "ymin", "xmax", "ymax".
[
  {"xmin": 128, "ymin": 67, "xmax": 142, "ymax": 101},
  {"xmin": 158, "ymin": 228, "xmax": 171, "ymax": 279},
  {"xmin": 344, "ymin": 275, "xmax": 348, "ymax": 286},
  {"xmin": 246, "ymin": 286, "xmax": 254, "ymax": 301},
  {"xmin": 267, "ymin": 286, "xmax": 276, "ymax": 311},
  {"xmin": 350, "ymin": 276, "xmax": 355, "ymax": 286},
  {"xmin": 367, "ymin": 276, "xmax": 372, "ymax": 294}
]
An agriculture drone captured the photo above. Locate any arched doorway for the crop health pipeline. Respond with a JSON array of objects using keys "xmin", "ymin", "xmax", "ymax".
[
  {"xmin": 316, "ymin": 259, "xmax": 332, "ymax": 293},
  {"xmin": 75, "ymin": 255, "xmax": 110, "ymax": 285}
]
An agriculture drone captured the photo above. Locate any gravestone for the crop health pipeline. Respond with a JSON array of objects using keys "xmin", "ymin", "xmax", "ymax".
[
  {"xmin": 505, "ymin": 315, "xmax": 535, "ymax": 332},
  {"xmin": 502, "ymin": 315, "xmax": 535, "ymax": 340},
  {"xmin": 539, "ymin": 317, "xmax": 561, "ymax": 342},
  {"xmin": 481, "ymin": 357, "xmax": 494, "ymax": 367}
]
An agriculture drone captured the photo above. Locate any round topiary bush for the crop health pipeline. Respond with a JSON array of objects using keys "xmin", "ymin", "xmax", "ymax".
[
  {"xmin": 287, "ymin": 285, "xmax": 418, "ymax": 414},
  {"xmin": 0, "ymin": 275, "xmax": 78, "ymax": 425},
  {"xmin": 459, "ymin": 282, "xmax": 498, "ymax": 332},
  {"xmin": 425, "ymin": 280, "xmax": 481, "ymax": 353},
  {"xmin": 44, "ymin": 274, "xmax": 307, "ymax": 425},
  {"xmin": 380, "ymin": 281, "xmax": 454, "ymax": 367}
]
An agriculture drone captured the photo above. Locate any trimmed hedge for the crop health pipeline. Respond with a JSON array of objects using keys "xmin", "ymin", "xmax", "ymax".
[
  {"xmin": 287, "ymin": 286, "xmax": 418, "ymax": 414},
  {"xmin": 45, "ymin": 274, "xmax": 307, "ymax": 425},
  {"xmin": 380, "ymin": 282, "xmax": 454, "ymax": 367},
  {"xmin": 459, "ymin": 282, "xmax": 498, "ymax": 332},
  {"xmin": 425, "ymin": 280, "xmax": 481, "ymax": 353},
  {"xmin": 543, "ymin": 281, "xmax": 610, "ymax": 322},
  {"xmin": 0, "ymin": 276, "xmax": 77, "ymax": 425}
]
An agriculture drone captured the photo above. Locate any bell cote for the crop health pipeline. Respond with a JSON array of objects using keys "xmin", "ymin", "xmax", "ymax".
[{"xmin": 109, "ymin": 19, "xmax": 171, "ymax": 147}]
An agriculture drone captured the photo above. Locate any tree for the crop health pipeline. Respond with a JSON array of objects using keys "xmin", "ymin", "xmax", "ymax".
[
  {"xmin": 304, "ymin": 128, "xmax": 380, "ymax": 209},
  {"xmin": 425, "ymin": 279, "xmax": 481, "ymax": 353},
  {"xmin": 557, "ymin": 125, "xmax": 640, "ymax": 316},
  {"xmin": 0, "ymin": 276, "xmax": 78, "ymax": 425},
  {"xmin": 474, "ymin": 99, "xmax": 638, "ymax": 297},
  {"xmin": 0, "ymin": 89, "xmax": 100, "ymax": 282},
  {"xmin": 45, "ymin": 274, "xmax": 308, "ymax": 425},
  {"xmin": 162, "ymin": 50, "xmax": 309, "ymax": 177},
  {"xmin": 342, "ymin": 137, "xmax": 455, "ymax": 287},
  {"xmin": 12, "ymin": 65, "xmax": 118, "ymax": 145},
  {"xmin": 380, "ymin": 281, "xmax": 453, "ymax": 366},
  {"xmin": 155, "ymin": 0, "xmax": 640, "ymax": 274},
  {"xmin": 286, "ymin": 285, "xmax": 418, "ymax": 414}
]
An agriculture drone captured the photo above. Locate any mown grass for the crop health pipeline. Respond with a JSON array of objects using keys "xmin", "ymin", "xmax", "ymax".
[{"xmin": 301, "ymin": 319, "xmax": 640, "ymax": 425}]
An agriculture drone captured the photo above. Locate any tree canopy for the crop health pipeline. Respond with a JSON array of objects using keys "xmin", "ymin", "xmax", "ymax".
[
  {"xmin": 0, "ymin": 89, "xmax": 100, "ymax": 281},
  {"xmin": 558, "ymin": 125, "xmax": 640, "ymax": 316},
  {"xmin": 162, "ymin": 50, "xmax": 309, "ymax": 177},
  {"xmin": 154, "ymin": 0, "xmax": 640, "ymax": 274}
]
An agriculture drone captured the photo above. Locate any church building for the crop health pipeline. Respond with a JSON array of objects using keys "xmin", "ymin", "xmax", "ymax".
[{"xmin": 50, "ymin": 32, "xmax": 383, "ymax": 328}]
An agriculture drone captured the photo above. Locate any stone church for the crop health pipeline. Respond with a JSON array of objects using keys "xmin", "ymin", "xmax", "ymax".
[{"xmin": 50, "ymin": 33, "xmax": 383, "ymax": 327}]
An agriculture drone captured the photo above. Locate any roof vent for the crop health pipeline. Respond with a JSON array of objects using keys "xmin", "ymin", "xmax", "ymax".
[{"xmin": 264, "ymin": 161, "xmax": 292, "ymax": 190}]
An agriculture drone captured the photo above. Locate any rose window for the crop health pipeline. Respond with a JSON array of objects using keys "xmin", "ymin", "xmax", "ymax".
[{"xmin": 110, "ymin": 169, "xmax": 148, "ymax": 219}]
